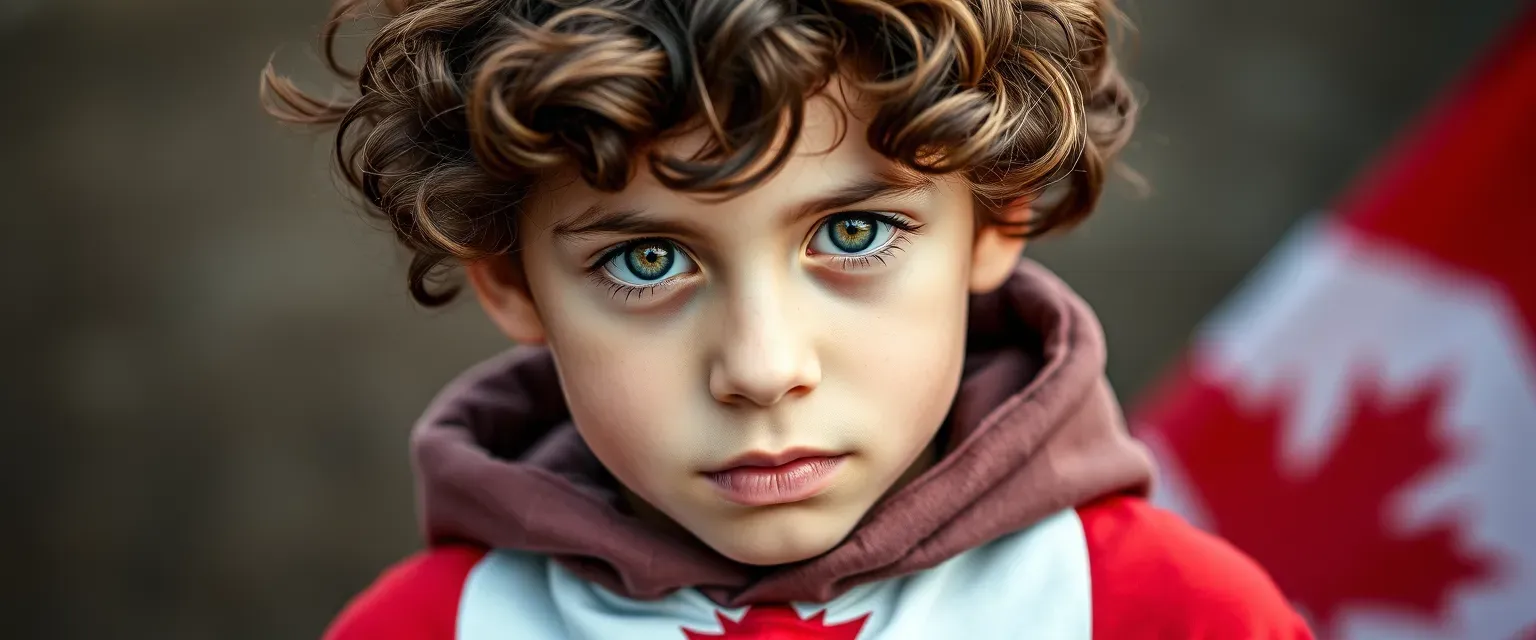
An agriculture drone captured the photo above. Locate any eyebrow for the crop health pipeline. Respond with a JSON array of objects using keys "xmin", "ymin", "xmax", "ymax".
[
  {"xmin": 550, "ymin": 206, "xmax": 699, "ymax": 240},
  {"xmin": 787, "ymin": 170, "xmax": 936, "ymax": 223},
  {"xmin": 549, "ymin": 170, "xmax": 936, "ymax": 240}
]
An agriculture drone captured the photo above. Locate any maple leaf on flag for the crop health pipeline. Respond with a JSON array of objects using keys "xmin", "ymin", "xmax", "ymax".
[
  {"xmin": 681, "ymin": 605, "xmax": 869, "ymax": 640},
  {"xmin": 1148, "ymin": 366, "xmax": 1499, "ymax": 636}
]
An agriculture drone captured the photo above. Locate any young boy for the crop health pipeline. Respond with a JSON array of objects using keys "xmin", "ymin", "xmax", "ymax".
[{"xmin": 265, "ymin": 0, "xmax": 1312, "ymax": 637}]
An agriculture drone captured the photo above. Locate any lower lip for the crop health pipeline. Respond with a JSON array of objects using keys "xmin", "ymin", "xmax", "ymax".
[{"xmin": 706, "ymin": 455, "xmax": 847, "ymax": 507}]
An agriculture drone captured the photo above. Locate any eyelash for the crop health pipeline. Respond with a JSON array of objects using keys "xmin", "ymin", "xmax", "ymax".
[
  {"xmin": 584, "ymin": 269, "xmax": 679, "ymax": 302},
  {"xmin": 584, "ymin": 211, "xmax": 925, "ymax": 299},
  {"xmin": 828, "ymin": 240, "xmax": 908, "ymax": 270}
]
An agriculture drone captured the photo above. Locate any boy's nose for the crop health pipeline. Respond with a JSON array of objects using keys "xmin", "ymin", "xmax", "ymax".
[{"xmin": 707, "ymin": 280, "xmax": 822, "ymax": 407}]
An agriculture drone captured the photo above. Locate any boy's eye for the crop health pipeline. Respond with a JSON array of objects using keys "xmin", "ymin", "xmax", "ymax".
[
  {"xmin": 603, "ymin": 239, "xmax": 696, "ymax": 285},
  {"xmin": 810, "ymin": 213, "xmax": 895, "ymax": 256}
]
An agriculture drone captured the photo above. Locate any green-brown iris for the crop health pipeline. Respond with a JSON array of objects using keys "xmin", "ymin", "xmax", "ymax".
[
  {"xmin": 624, "ymin": 241, "xmax": 674, "ymax": 281},
  {"xmin": 827, "ymin": 215, "xmax": 877, "ymax": 253}
]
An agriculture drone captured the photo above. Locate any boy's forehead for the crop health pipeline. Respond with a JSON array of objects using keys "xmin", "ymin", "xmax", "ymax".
[{"xmin": 530, "ymin": 88, "xmax": 926, "ymax": 230}]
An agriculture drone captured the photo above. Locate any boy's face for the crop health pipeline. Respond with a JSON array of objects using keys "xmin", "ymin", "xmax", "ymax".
[{"xmin": 469, "ymin": 87, "xmax": 1024, "ymax": 565}]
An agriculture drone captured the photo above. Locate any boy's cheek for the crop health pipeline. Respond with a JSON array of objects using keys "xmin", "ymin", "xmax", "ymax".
[{"xmin": 558, "ymin": 340, "xmax": 704, "ymax": 448}]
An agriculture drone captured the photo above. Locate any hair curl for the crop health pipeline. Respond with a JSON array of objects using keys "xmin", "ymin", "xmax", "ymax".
[{"xmin": 262, "ymin": 0, "xmax": 1137, "ymax": 306}]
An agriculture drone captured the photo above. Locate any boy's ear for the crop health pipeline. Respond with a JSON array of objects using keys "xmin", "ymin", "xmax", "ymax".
[
  {"xmin": 465, "ymin": 255, "xmax": 547, "ymax": 344},
  {"xmin": 969, "ymin": 200, "xmax": 1029, "ymax": 293}
]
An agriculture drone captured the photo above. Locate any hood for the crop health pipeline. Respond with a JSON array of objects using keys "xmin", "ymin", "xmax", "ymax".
[{"xmin": 410, "ymin": 259, "xmax": 1154, "ymax": 606}]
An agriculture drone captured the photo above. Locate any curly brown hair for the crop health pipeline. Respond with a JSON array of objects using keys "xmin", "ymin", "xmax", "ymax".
[{"xmin": 262, "ymin": 0, "xmax": 1137, "ymax": 306}]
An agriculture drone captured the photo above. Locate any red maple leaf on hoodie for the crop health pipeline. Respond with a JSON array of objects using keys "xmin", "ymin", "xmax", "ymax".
[
  {"xmin": 1147, "ymin": 365, "xmax": 1499, "ymax": 636},
  {"xmin": 682, "ymin": 605, "xmax": 869, "ymax": 640}
]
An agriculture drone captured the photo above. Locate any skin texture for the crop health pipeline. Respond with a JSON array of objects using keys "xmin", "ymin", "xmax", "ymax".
[{"xmin": 467, "ymin": 86, "xmax": 1026, "ymax": 566}]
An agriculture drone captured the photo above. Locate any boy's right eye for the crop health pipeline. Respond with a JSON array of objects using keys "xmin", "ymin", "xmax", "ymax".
[{"xmin": 601, "ymin": 239, "xmax": 697, "ymax": 286}]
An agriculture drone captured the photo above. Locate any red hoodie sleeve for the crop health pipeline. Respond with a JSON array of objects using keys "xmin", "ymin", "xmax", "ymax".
[
  {"xmin": 1078, "ymin": 497, "xmax": 1313, "ymax": 639},
  {"xmin": 322, "ymin": 545, "xmax": 486, "ymax": 640}
]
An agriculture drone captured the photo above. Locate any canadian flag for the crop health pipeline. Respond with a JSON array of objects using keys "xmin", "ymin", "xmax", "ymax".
[{"xmin": 1133, "ymin": 8, "xmax": 1536, "ymax": 640}]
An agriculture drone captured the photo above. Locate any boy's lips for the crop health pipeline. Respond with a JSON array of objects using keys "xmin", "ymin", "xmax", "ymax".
[
  {"xmin": 703, "ymin": 449, "xmax": 848, "ymax": 507},
  {"xmin": 705, "ymin": 447, "xmax": 843, "ymax": 472}
]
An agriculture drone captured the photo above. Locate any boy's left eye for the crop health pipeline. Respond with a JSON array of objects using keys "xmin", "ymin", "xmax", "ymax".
[
  {"xmin": 809, "ymin": 213, "xmax": 897, "ymax": 256},
  {"xmin": 601, "ymin": 239, "xmax": 697, "ymax": 286}
]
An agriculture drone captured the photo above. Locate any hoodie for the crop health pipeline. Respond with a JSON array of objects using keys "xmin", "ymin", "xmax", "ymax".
[{"xmin": 322, "ymin": 261, "xmax": 1312, "ymax": 639}]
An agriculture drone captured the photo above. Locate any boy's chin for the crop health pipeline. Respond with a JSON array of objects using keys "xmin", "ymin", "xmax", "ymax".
[{"xmin": 693, "ymin": 505, "xmax": 863, "ymax": 567}]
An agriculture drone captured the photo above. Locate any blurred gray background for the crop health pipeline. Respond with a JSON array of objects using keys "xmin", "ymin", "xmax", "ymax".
[{"xmin": 1, "ymin": 0, "xmax": 1527, "ymax": 638}]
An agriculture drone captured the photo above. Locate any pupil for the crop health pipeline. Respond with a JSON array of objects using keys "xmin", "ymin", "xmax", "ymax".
[{"xmin": 625, "ymin": 242, "xmax": 672, "ymax": 281}]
